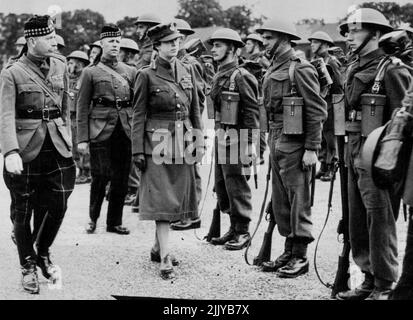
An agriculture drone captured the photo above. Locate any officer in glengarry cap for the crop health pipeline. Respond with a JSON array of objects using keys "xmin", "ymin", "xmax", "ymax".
[
  {"xmin": 77, "ymin": 24, "xmax": 138, "ymax": 235},
  {"xmin": 0, "ymin": 15, "xmax": 76, "ymax": 294}
]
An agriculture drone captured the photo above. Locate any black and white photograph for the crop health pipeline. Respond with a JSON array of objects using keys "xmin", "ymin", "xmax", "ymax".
[{"xmin": 0, "ymin": 0, "xmax": 413, "ymax": 310}]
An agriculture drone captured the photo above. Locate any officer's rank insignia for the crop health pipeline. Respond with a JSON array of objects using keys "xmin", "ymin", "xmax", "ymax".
[{"xmin": 180, "ymin": 75, "xmax": 193, "ymax": 90}]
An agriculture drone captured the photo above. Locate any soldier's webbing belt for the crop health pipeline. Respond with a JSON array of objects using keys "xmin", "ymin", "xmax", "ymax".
[
  {"xmin": 14, "ymin": 61, "xmax": 63, "ymax": 113},
  {"xmin": 147, "ymin": 111, "xmax": 189, "ymax": 121}
]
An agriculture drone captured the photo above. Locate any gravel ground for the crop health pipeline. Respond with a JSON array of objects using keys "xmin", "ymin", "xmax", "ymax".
[{"xmin": 0, "ymin": 117, "xmax": 408, "ymax": 300}]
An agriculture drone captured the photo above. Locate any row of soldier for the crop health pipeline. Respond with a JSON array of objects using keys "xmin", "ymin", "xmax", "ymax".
[{"xmin": 0, "ymin": 8, "xmax": 413, "ymax": 300}]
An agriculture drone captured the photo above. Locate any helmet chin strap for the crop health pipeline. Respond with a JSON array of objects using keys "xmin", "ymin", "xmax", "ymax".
[
  {"xmin": 349, "ymin": 31, "xmax": 375, "ymax": 60},
  {"xmin": 266, "ymin": 38, "xmax": 283, "ymax": 62}
]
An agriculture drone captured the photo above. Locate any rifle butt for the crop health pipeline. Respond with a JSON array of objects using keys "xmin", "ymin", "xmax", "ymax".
[
  {"xmin": 331, "ymin": 243, "xmax": 351, "ymax": 298},
  {"xmin": 253, "ymin": 220, "xmax": 276, "ymax": 266}
]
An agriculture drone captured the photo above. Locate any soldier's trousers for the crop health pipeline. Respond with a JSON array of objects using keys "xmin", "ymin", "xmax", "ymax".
[
  {"xmin": 89, "ymin": 122, "xmax": 131, "ymax": 227},
  {"xmin": 319, "ymin": 108, "xmax": 336, "ymax": 165},
  {"xmin": 395, "ymin": 208, "xmax": 413, "ymax": 291},
  {"xmin": 269, "ymin": 133, "xmax": 314, "ymax": 252},
  {"xmin": 3, "ymin": 134, "xmax": 76, "ymax": 265},
  {"xmin": 214, "ymin": 142, "xmax": 252, "ymax": 232},
  {"xmin": 346, "ymin": 133, "xmax": 398, "ymax": 285}
]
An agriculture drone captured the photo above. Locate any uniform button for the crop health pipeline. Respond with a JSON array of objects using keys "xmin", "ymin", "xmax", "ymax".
[
  {"xmin": 156, "ymin": 89, "xmax": 160, "ymax": 92},
  {"xmin": 114, "ymin": 86, "xmax": 118, "ymax": 89},
  {"xmin": 177, "ymin": 123, "xmax": 181, "ymax": 128},
  {"xmin": 45, "ymin": 93, "xmax": 50, "ymax": 97},
  {"xmin": 175, "ymin": 93, "xmax": 179, "ymax": 97},
  {"xmin": 177, "ymin": 104, "xmax": 181, "ymax": 109}
]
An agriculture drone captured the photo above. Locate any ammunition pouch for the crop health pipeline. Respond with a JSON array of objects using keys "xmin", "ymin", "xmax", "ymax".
[
  {"xmin": 332, "ymin": 94, "xmax": 346, "ymax": 136},
  {"xmin": 283, "ymin": 60, "xmax": 304, "ymax": 135},
  {"xmin": 220, "ymin": 69, "xmax": 241, "ymax": 126},
  {"xmin": 360, "ymin": 93, "xmax": 386, "ymax": 137}
]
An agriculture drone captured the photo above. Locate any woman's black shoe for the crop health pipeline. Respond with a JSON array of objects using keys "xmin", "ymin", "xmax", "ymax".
[
  {"xmin": 160, "ymin": 255, "xmax": 176, "ymax": 280},
  {"xmin": 21, "ymin": 259, "xmax": 40, "ymax": 294},
  {"xmin": 150, "ymin": 249, "xmax": 179, "ymax": 266}
]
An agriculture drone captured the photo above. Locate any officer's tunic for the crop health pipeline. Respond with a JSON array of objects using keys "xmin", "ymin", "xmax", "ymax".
[
  {"xmin": 263, "ymin": 48, "xmax": 327, "ymax": 254},
  {"xmin": 210, "ymin": 60, "xmax": 260, "ymax": 231},
  {"xmin": 132, "ymin": 56, "xmax": 203, "ymax": 221},
  {"xmin": 0, "ymin": 53, "xmax": 76, "ymax": 265},
  {"xmin": 344, "ymin": 48, "xmax": 411, "ymax": 285},
  {"xmin": 77, "ymin": 56, "xmax": 137, "ymax": 227}
]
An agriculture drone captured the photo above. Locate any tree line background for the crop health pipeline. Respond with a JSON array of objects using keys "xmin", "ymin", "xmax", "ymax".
[{"xmin": 0, "ymin": 0, "xmax": 413, "ymax": 59}]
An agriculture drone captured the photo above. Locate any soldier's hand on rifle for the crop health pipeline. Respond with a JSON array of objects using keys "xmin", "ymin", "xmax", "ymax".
[
  {"xmin": 5, "ymin": 152, "xmax": 23, "ymax": 174},
  {"xmin": 134, "ymin": 154, "xmax": 147, "ymax": 172},
  {"xmin": 242, "ymin": 143, "xmax": 257, "ymax": 167},
  {"xmin": 302, "ymin": 149, "xmax": 318, "ymax": 171},
  {"xmin": 78, "ymin": 142, "xmax": 88, "ymax": 155}
]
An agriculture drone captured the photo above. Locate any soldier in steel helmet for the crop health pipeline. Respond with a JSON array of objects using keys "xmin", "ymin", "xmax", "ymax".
[
  {"xmin": 309, "ymin": 31, "xmax": 344, "ymax": 181},
  {"xmin": 335, "ymin": 8, "xmax": 412, "ymax": 300},
  {"xmin": 134, "ymin": 13, "xmax": 162, "ymax": 70},
  {"xmin": 67, "ymin": 50, "xmax": 91, "ymax": 185},
  {"xmin": 208, "ymin": 28, "xmax": 260, "ymax": 250},
  {"xmin": 257, "ymin": 17, "xmax": 327, "ymax": 278},
  {"xmin": 119, "ymin": 38, "xmax": 140, "ymax": 67},
  {"xmin": 77, "ymin": 24, "xmax": 137, "ymax": 236},
  {"xmin": 88, "ymin": 41, "xmax": 102, "ymax": 65},
  {"xmin": 0, "ymin": 15, "xmax": 76, "ymax": 293}
]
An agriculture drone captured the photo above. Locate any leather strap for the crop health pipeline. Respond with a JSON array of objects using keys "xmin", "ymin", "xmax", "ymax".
[
  {"xmin": 14, "ymin": 61, "xmax": 62, "ymax": 112},
  {"xmin": 228, "ymin": 69, "xmax": 241, "ymax": 92},
  {"xmin": 288, "ymin": 60, "xmax": 298, "ymax": 95},
  {"xmin": 97, "ymin": 62, "xmax": 129, "ymax": 88}
]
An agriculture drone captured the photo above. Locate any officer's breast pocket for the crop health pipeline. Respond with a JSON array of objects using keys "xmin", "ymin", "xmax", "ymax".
[
  {"xmin": 49, "ymin": 74, "xmax": 64, "ymax": 95},
  {"xmin": 16, "ymin": 84, "xmax": 44, "ymax": 107},
  {"xmin": 149, "ymin": 86, "xmax": 173, "ymax": 111},
  {"xmin": 94, "ymin": 77, "xmax": 112, "ymax": 96}
]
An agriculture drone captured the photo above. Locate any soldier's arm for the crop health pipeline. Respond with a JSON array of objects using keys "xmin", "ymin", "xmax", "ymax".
[
  {"xmin": 132, "ymin": 70, "xmax": 149, "ymax": 155},
  {"xmin": 295, "ymin": 63, "xmax": 328, "ymax": 150},
  {"xmin": 236, "ymin": 70, "xmax": 260, "ymax": 144},
  {"xmin": 62, "ymin": 66, "xmax": 70, "ymax": 130},
  {"xmin": 328, "ymin": 58, "xmax": 344, "ymax": 94},
  {"xmin": 188, "ymin": 65, "xmax": 203, "ymax": 131},
  {"xmin": 0, "ymin": 68, "xmax": 19, "ymax": 156},
  {"xmin": 384, "ymin": 64, "xmax": 412, "ymax": 118},
  {"xmin": 76, "ymin": 68, "xmax": 93, "ymax": 143}
]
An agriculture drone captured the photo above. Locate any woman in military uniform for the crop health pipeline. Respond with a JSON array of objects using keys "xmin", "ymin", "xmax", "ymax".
[{"xmin": 132, "ymin": 22, "xmax": 204, "ymax": 279}]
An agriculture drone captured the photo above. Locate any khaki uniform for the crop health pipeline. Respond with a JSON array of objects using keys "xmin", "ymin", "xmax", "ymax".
[
  {"xmin": 77, "ymin": 56, "xmax": 137, "ymax": 227},
  {"xmin": 344, "ymin": 48, "xmax": 412, "ymax": 286},
  {"xmin": 0, "ymin": 53, "xmax": 76, "ymax": 265},
  {"xmin": 132, "ymin": 56, "xmax": 203, "ymax": 221},
  {"xmin": 210, "ymin": 60, "xmax": 260, "ymax": 232},
  {"xmin": 136, "ymin": 37, "xmax": 153, "ymax": 70},
  {"xmin": 263, "ymin": 48, "xmax": 327, "ymax": 256}
]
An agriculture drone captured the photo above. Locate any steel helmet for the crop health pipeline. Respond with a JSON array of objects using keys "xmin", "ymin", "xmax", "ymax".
[
  {"xmin": 308, "ymin": 31, "xmax": 334, "ymax": 46},
  {"xmin": 183, "ymin": 38, "xmax": 206, "ymax": 55},
  {"xmin": 246, "ymin": 33, "xmax": 264, "ymax": 45},
  {"xmin": 208, "ymin": 28, "xmax": 245, "ymax": 48},
  {"xmin": 339, "ymin": 8, "xmax": 393, "ymax": 37},
  {"xmin": 90, "ymin": 40, "xmax": 102, "ymax": 49},
  {"xmin": 397, "ymin": 25, "xmax": 413, "ymax": 35},
  {"xmin": 134, "ymin": 13, "xmax": 162, "ymax": 26},
  {"xmin": 67, "ymin": 50, "xmax": 90, "ymax": 65},
  {"xmin": 15, "ymin": 36, "xmax": 26, "ymax": 46},
  {"xmin": 120, "ymin": 38, "xmax": 140, "ymax": 53},
  {"xmin": 56, "ymin": 34, "xmax": 65, "ymax": 47},
  {"xmin": 173, "ymin": 18, "xmax": 194, "ymax": 36},
  {"xmin": 256, "ymin": 18, "xmax": 301, "ymax": 40}
]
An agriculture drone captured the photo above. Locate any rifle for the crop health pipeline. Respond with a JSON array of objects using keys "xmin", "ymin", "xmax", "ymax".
[
  {"xmin": 253, "ymin": 201, "xmax": 276, "ymax": 266},
  {"xmin": 205, "ymin": 202, "xmax": 221, "ymax": 242},
  {"xmin": 331, "ymin": 135, "xmax": 351, "ymax": 298}
]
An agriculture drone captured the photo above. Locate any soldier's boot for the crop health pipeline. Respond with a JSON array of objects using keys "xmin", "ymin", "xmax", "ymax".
[
  {"xmin": 211, "ymin": 215, "xmax": 236, "ymax": 246},
  {"xmin": 261, "ymin": 238, "xmax": 293, "ymax": 272},
  {"xmin": 21, "ymin": 258, "xmax": 40, "ymax": 294},
  {"xmin": 336, "ymin": 272, "xmax": 375, "ymax": 300},
  {"xmin": 320, "ymin": 163, "xmax": 335, "ymax": 182},
  {"xmin": 315, "ymin": 162, "xmax": 327, "ymax": 179},
  {"xmin": 276, "ymin": 241, "xmax": 309, "ymax": 278},
  {"xmin": 224, "ymin": 221, "xmax": 251, "ymax": 251}
]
